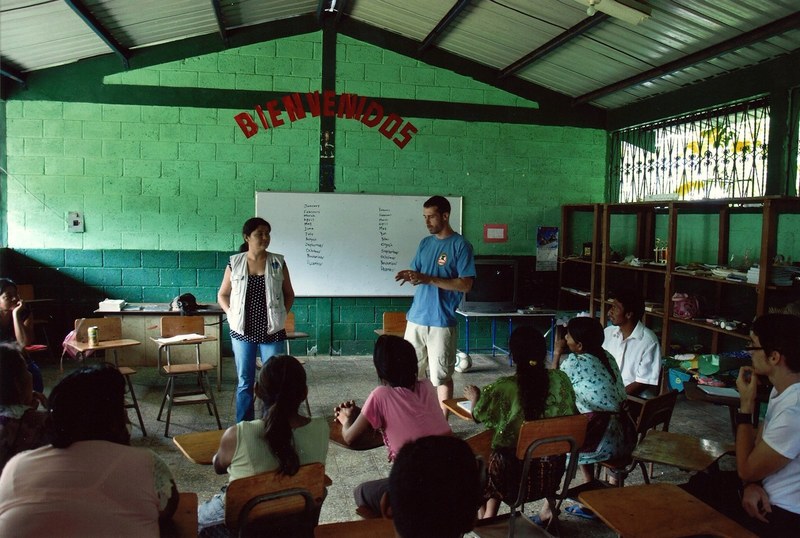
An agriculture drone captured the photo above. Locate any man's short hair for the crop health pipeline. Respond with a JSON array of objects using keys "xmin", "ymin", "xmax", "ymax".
[
  {"xmin": 424, "ymin": 195, "xmax": 450, "ymax": 215},
  {"xmin": 752, "ymin": 313, "xmax": 800, "ymax": 373},
  {"xmin": 389, "ymin": 435, "xmax": 481, "ymax": 538},
  {"xmin": 608, "ymin": 288, "xmax": 645, "ymax": 323}
]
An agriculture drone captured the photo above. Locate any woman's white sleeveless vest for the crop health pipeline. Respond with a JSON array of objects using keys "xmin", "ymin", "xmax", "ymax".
[{"xmin": 227, "ymin": 252, "xmax": 287, "ymax": 336}]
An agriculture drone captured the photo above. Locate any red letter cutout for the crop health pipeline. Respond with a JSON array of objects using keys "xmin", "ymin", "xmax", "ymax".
[
  {"xmin": 234, "ymin": 112, "xmax": 259, "ymax": 138},
  {"xmin": 393, "ymin": 122, "xmax": 418, "ymax": 149},
  {"xmin": 361, "ymin": 100, "xmax": 384, "ymax": 128}
]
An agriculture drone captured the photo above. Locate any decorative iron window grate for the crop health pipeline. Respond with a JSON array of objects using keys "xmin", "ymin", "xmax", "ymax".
[{"xmin": 610, "ymin": 99, "xmax": 770, "ymax": 202}]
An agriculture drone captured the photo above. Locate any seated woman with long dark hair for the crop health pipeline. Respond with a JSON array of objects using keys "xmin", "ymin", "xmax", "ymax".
[
  {"xmin": 198, "ymin": 355, "xmax": 329, "ymax": 532},
  {"xmin": 463, "ymin": 326, "xmax": 577, "ymax": 524},
  {"xmin": 557, "ymin": 316, "xmax": 632, "ymax": 518},
  {"xmin": 0, "ymin": 364, "xmax": 178, "ymax": 536}
]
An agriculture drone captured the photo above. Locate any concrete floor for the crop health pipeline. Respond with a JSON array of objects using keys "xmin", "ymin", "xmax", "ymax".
[{"xmin": 40, "ymin": 352, "xmax": 735, "ymax": 537}]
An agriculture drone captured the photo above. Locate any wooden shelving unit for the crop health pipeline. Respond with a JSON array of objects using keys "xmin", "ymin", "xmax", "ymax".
[{"xmin": 559, "ymin": 197, "xmax": 800, "ymax": 353}]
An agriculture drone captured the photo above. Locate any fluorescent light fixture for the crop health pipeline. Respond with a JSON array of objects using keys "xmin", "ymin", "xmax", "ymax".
[{"xmin": 575, "ymin": 0, "xmax": 652, "ymax": 25}]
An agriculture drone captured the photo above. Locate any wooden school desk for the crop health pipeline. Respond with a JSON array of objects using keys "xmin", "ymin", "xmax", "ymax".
[
  {"xmin": 98, "ymin": 303, "xmax": 224, "ymax": 389},
  {"xmin": 579, "ymin": 483, "xmax": 757, "ymax": 538}
]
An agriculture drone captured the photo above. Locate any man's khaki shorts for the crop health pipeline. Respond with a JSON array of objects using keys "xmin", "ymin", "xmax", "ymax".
[{"xmin": 404, "ymin": 321, "xmax": 457, "ymax": 386}]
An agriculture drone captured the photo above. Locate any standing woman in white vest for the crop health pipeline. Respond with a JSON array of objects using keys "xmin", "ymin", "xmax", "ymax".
[{"xmin": 218, "ymin": 217, "xmax": 295, "ymax": 422}]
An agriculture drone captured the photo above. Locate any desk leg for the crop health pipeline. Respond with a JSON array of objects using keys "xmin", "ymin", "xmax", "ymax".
[
  {"xmin": 491, "ymin": 318, "xmax": 497, "ymax": 357},
  {"xmin": 464, "ymin": 316, "xmax": 470, "ymax": 356}
]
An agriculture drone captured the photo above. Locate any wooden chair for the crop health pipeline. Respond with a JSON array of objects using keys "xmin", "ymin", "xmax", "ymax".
[
  {"xmin": 17, "ymin": 284, "xmax": 54, "ymax": 359},
  {"xmin": 225, "ymin": 462, "xmax": 327, "ymax": 537},
  {"xmin": 374, "ymin": 311, "xmax": 407, "ymax": 337},
  {"xmin": 153, "ymin": 316, "xmax": 221, "ymax": 437},
  {"xmin": 285, "ymin": 311, "xmax": 310, "ymax": 355},
  {"xmin": 314, "ymin": 517, "xmax": 395, "ymax": 538},
  {"xmin": 598, "ymin": 390, "xmax": 732, "ymax": 485},
  {"xmin": 73, "ymin": 317, "xmax": 147, "ymax": 436},
  {"xmin": 472, "ymin": 414, "xmax": 589, "ymax": 538}
]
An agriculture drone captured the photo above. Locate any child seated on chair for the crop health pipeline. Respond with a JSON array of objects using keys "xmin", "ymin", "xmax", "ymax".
[
  {"xmin": 198, "ymin": 355, "xmax": 329, "ymax": 532},
  {"xmin": 463, "ymin": 326, "xmax": 577, "ymax": 524},
  {"xmin": 0, "ymin": 278, "xmax": 44, "ymax": 394},
  {"xmin": 333, "ymin": 335, "xmax": 451, "ymax": 515}
]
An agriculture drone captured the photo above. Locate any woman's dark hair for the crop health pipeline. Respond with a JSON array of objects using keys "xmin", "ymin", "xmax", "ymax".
[
  {"xmin": 255, "ymin": 355, "xmax": 307, "ymax": 476},
  {"xmin": 509, "ymin": 326, "xmax": 549, "ymax": 420},
  {"xmin": 373, "ymin": 335, "xmax": 417, "ymax": 389},
  {"xmin": 49, "ymin": 363, "xmax": 130, "ymax": 448},
  {"xmin": 239, "ymin": 217, "xmax": 271, "ymax": 253},
  {"xmin": 566, "ymin": 316, "xmax": 616, "ymax": 382},
  {"xmin": 0, "ymin": 278, "xmax": 17, "ymax": 296},
  {"xmin": 0, "ymin": 343, "xmax": 29, "ymax": 405}
]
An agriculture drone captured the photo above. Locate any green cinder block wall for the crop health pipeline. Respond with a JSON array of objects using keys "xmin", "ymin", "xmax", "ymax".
[{"xmin": 2, "ymin": 32, "xmax": 607, "ymax": 356}]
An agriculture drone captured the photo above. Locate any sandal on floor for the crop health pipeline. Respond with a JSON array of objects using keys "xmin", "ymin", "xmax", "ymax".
[
  {"xmin": 565, "ymin": 504, "xmax": 597, "ymax": 520},
  {"xmin": 529, "ymin": 514, "xmax": 551, "ymax": 528}
]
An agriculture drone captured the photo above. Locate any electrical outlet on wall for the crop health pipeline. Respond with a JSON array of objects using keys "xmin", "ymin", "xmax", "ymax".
[{"xmin": 67, "ymin": 211, "xmax": 84, "ymax": 233}]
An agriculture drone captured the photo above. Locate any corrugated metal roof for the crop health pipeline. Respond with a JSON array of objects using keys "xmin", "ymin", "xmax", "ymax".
[{"xmin": 1, "ymin": 0, "xmax": 798, "ymax": 110}]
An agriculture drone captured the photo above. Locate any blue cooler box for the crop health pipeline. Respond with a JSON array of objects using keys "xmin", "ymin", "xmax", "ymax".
[{"xmin": 669, "ymin": 368, "xmax": 692, "ymax": 392}]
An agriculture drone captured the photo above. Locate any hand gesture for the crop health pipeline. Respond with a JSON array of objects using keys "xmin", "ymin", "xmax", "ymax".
[
  {"xmin": 11, "ymin": 297, "xmax": 24, "ymax": 317},
  {"xmin": 741, "ymin": 482, "xmax": 771, "ymax": 523},
  {"xmin": 334, "ymin": 400, "xmax": 358, "ymax": 425},
  {"xmin": 395, "ymin": 270, "xmax": 425, "ymax": 286},
  {"xmin": 736, "ymin": 366, "xmax": 758, "ymax": 412}
]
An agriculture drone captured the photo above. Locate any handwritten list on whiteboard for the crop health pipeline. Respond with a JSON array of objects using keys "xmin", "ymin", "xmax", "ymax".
[{"xmin": 256, "ymin": 192, "xmax": 462, "ymax": 296}]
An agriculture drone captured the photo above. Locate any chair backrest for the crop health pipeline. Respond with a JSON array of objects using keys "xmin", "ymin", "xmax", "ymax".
[
  {"xmin": 160, "ymin": 315, "xmax": 205, "ymax": 338},
  {"xmin": 74, "ymin": 317, "xmax": 122, "ymax": 342},
  {"xmin": 16, "ymin": 284, "xmax": 35, "ymax": 300},
  {"xmin": 382, "ymin": 311, "xmax": 407, "ymax": 334},
  {"xmin": 634, "ymin": 390, "xmax": 678, "ymax": 439},
  {"xmin": 225, "ymin": 462, "xmax": 326, "ymax": 533},
  {"xmin": 515, "ymin": 414, "xmax": 589, "ymax": 460}
]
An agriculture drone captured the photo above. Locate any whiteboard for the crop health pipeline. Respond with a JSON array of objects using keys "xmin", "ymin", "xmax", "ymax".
[{"xmin": 255, "ymin": 192, "xmax": 462, "ymax": 296}]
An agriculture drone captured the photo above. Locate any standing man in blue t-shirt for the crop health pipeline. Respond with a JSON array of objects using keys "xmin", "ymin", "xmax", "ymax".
[{"xmin": 395, "ymin": 195, "xmax": 476, "ymax": 414}]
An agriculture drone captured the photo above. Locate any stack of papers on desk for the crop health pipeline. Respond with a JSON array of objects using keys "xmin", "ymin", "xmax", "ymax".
[
  {"xmin": 457, "ymin": 400, "xmax": 473, "ymax": 413},
  {"xmin": 155, "ymin": 333, "xmax": 208, "ymax": 344},
  {"xmin": 97, "ymin": 299, "xmax": 127, "ymax": 311},
  {"xmin": 698, "ymin": 385, "xmax": 739, "ymax": 398}
]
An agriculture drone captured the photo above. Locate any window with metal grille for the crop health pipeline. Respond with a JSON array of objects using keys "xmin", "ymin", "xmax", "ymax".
[{"xmin": 610, "ymin": 99, "xmax": 770, "ymax": 202}]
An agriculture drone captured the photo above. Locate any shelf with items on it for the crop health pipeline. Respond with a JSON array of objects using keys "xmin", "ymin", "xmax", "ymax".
[
  {"xmin": 560, "ymin": 286, "xmax": 591, "ymax": 297},
  {"xmin": 560, "ymin": 197, "xmax": 800, "ymax": 354}
]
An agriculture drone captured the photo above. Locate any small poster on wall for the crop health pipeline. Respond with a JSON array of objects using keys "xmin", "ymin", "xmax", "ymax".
[{"xmin": 536, "ymin": 226, "xmax": 558, "ymax": 271}]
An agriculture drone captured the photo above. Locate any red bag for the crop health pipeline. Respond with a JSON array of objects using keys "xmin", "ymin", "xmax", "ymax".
[{"xmin": 672, "ymin": 293, "xmax": 699, "ymax": 319}]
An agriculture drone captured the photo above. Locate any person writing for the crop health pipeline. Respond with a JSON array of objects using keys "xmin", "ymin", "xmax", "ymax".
[
  {"xmin": 334, "ymin": 335, "xmax": 451, "ymax": 516},
  {"xmin": 395, "ymin": 195, "xmax": 475, "ymax": 413},
  {"xmin": 218, "ymin": 217, "xmax": 296, "ymax": 422},
  {"xmin": 463, "ymin": 326, "xmax": 577, "ymax": 526},
  {"xmin": 682, "ymin": 313, "xmax": 800, "ymax": 536},
  {"xmin": 0, "ymin": 364, "xmax": 178, "ymax": 537},
  {"xmin": 198, "ymin": 355, "xmax": 329, "ymax": 533}
]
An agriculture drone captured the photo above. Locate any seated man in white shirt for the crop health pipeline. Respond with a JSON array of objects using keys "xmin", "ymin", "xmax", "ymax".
[{"xmin": 602, "ymin": 288, "xmax": 661, "ymax": 397}]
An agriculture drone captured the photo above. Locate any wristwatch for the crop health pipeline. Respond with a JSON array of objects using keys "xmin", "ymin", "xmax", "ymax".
[{"xmin": 735, "ymin": 410, "xmax": 755, "ymax": 427}]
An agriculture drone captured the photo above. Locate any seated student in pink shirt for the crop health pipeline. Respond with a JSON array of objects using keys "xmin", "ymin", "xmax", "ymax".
[{"xmin": 334, "ymin": 334, "xmax": 452, "ymax": 515}]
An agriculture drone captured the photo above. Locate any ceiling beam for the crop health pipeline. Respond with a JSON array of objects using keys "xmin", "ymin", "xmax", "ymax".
[
  {"xmin": 575, "ymin": 11, "xmax": 800, "ymax": 106},
  {"xmin": 0, "ymin": 61, "xmax": 26, "ymax": 87},
  {"xmin": 500, "ymin": 13, "xmax": 609, "ymax": 78},
  {"xmin": 210, "ymin": 0, "xmax": 229, "ymax": 47},
  {"xmin": 63, "ymin": 0, "xmax": 131, "ymax": 69},
  {"xmin": 419, "ymin": 0, "xmax": 472, "ymax": 54},
  {"xmin": 607, "ymin": 49, "xmax": 800, "ymax": 130}
]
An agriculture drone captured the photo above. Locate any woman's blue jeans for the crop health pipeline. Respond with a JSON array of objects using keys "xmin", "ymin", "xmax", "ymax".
[{"xmin": 231, "ymin": 338, "xmax": 286, "ymax": 422}]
